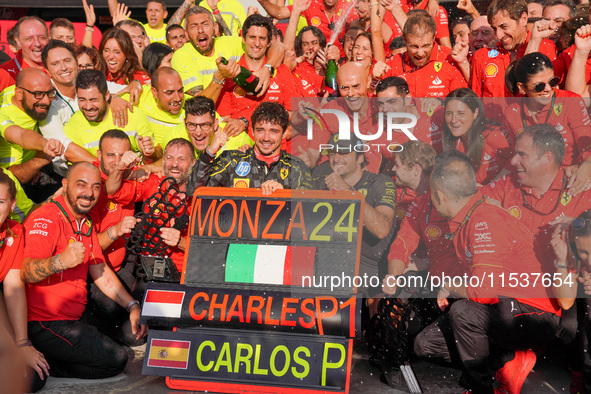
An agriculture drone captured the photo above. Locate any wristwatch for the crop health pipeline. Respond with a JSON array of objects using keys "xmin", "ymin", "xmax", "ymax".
[
  {"xmin": 239, "ymin": 117, "xmax": 249, "ymax": 130},
  {"xmin": 263, "ymin": 64, "xmax": 275, "ymax": 75}
]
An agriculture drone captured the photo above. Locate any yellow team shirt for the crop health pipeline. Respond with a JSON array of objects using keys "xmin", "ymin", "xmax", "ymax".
[
  {"xmin": 130, "ymin": 85, "xmax": 186, "ymax": 147},
  {"xmin": 162, "ymin": 123, "xmax": 253, "ymax": 158},
  {"xmin": 64, "ymin": 109, "xmax": 155, "ymax": 157},
  {"xmin": 143, "ymin": 23, "xmax": 168, "ymax": 44},
  {"xmin": 0, "ymin": 167, "xmax": 32, "ymax": 222},
  {"xmin": 0, "ymin": 102, "xmax": 38, "ymax": 167},
  {"xmin": 171, "ymin": 36, "xmax": 243, "ymax": 93},
  {"xmin": 200, "ymin": 0, "xmax": 247, "ymax": 37}
]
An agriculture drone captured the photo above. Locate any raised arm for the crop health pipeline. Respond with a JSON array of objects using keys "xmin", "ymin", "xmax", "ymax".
[
  {"xmin": 566, "ymin": 25, "xmax": 591, "ymax": 98},
  {"xmin": 257, "ymin": 0, "xmax": 292, "ymax": 19}
]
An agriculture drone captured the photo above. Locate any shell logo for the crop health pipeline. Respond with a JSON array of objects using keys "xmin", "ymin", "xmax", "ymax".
[
  {"xmin": 311, "ymin": 16, "xmax": 321, "ymax": 26},
  {"xmin": 508, "ymin": 206, "xmax": 521, "ymax": 219},
  {"xmin": 68, "ymin": 236, "xmax": 77, "ymax": 244},
  {"xmin": 234, "ymin": 179, "xmax": 250, "ymax": 188},
  {"xmin": 425, "ymin": 225, "xmax": 441, "ymax": 239},
  {"xmin": 485, "ymin": 63, "xmax": 498, "ymax": 77}
]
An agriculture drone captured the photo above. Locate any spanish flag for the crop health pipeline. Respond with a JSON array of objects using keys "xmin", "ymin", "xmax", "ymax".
[
  {"xmin": 147, "ymin": 339, "xmax": 190, "ymax": 369},
  {"xmin": 225, "ymin": 244, "xmax": 316, "ymax": 286}
]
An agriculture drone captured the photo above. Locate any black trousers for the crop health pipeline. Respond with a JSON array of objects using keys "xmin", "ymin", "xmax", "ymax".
[
  {"xmin": 28, "ymin": 319, "xmax": 128, "ymax": 379},
  {"xmin": 86, "ymin": 261, "xmax": 147, "ymax": 346},
  {"xmin": 414, "ymin": 298, "xmax": 560, "ymax": 394}
]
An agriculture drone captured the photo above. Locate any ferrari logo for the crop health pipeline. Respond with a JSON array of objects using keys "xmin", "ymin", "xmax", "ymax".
[
  {"xmin": 434, "ymin": 62, "xmax": 442, "ymax": 72},
  {"xmin": 561, "ymin": 192, "xmax": 571, "ymax": 206},
  {"xmin": 553, "ymin": 104, "xmax": 563, "ymax": 117},
  {"xmin": 280, "ymin": 168, "xmax": 288, "ymax": 180}
]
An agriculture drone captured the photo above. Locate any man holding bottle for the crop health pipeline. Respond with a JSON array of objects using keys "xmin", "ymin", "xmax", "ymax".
[{"xmin": 215, "ymin": 14, "xmax": 296, "ymax": 151}]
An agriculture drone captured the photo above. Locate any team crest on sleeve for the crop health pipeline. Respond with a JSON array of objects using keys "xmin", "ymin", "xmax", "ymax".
[
  {"xmin": 434, "ymin": 62, "xmax": 442, "ymax": 72},
  {"xmin": 233, "ymin": 178, "xmax": 250, "ymax": 188},
  {"xmin": 553, "ymin": 104, "xmax": 563, "ymax": 117},
  {"xmin": 235, "ymin": 161, "xmax": 251, "ymax": 176},
  {"xmin": 280, "ymin": 168, "xmax": 289, "ymax": 180}
]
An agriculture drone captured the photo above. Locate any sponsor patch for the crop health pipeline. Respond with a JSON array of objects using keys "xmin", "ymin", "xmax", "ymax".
[
  {"xmin": 236, "ymin": 161, "xmax": 251, "ymax": 176},
  {"xmin": 233, "ymin": 178, "xmax": 250, "ymax": 188},
  {"xmin": 485, "ymin": 63, "xmax": 498, "ymax": 77},
  {"xmin": 553, "ymin": 104, "xmax": 563, "ymax": 117},
  {"xmin": 508, "ymin": 206, "xmax": 521, "ymax": 219},
  {"xmin": 425, "ymin": 225, "xmax": 441, "ymax": 239},
  {"xmin": 488, "ymin": 49, "xmax": 499, "ymax": 58},
  {"xmin": 434, "ymin": 62, "xmax": 442, "ymax": 72}
]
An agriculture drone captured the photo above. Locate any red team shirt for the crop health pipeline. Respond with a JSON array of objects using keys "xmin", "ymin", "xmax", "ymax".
[
  {"xmin": 384, "ymin": 42, "xmax": 467, "ymax": 98},
  {"xmin": 293, "ymin": 61, "xmax": 324, "ymax": 97},
  {"xmin": 450, "ymin": 191, "xmax": 560, "ymax": 314},
  {"xmin": 504, "ymin": 90, "xmax": 591, "ymax": 166},
  {"xmin": 470, "ymin": 32, "xmax": 557, "ymax": 98},
  {"xmin": 388, "ymin": 190, "xmax": 461, "ymax": 278},
  {"xmin": 0, "ymin": 219, "xmax": 24, "ymax": 282},
  {"xmin": 24, "ymin": 195, "xmax": 105, "ymax": 322}
]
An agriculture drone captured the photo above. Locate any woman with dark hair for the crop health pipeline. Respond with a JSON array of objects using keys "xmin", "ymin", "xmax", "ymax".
[
  {"xmin": 551, "ymin": 210, "xmax": 591, "ymax": 394},
  {"xmin": 505, "ymin": 52, "xmax": 591, "ymax": 194},
  {"xmin": 141, "ymin": 42, "xmax": 174, "ymax": 76},
  {"xmin": 75, "ymin": 45, "xmax": 103, "ymax": 71},
  {"xmin": 442, "ymin": 88, "xmax": 513, "ymax": 184},
  {"xmin": 99, "ymin": 28, "xmax": 150, "ymax": 86}
]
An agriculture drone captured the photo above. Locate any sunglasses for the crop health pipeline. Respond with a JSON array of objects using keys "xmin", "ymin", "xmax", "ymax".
[
  {"xmin": 530, "ymin": 76, "xmax": 560, "ymax": 93},
  {"xmin": 571, "ymin": 217, "xmax": 591, "ymax": 230}
]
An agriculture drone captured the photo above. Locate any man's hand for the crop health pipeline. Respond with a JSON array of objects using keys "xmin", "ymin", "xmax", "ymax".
[
  {"xmin": 128, "ymin": 303, "xmax": 148, "ymax": 340},
  {"xmin": 293, "ymin": 0, "xmax": 311, "ymax": 14},
  {"xmin": 43, "ymin": 139, "xmax": 65, "ymax": 158},
  {"xmin": 566, "ymin": 162, "xmax": 591, "ymax": 196},
  {"xmin": 382, "ymin": 274, "xmax": 398, "ymax": 295},
  {"xmin": 580, "ymin": 272, "xmax": 591, "ymax": 295},
  {"xmin": 324, "ymin": 172, "xmax": 350, "ymax": 191},
  {"xmin": 20, "ymin": 346, "xmax": 49, "ymax": 380},
  {"xmin": 208, "ymin": 130, "xmax": 229, "ymax": 155},
  {"xmin": 128, "ymin": 80, "xmax": 142, "ymax": 106},
  {"xmin": 531, "ymin": 19, "xmax": 557, "ymax": 41},
  {"xmin": 450, "ymin": 41, "xmax": 470, "ymax": 64},
  {"xmin": 222, "ymin": 117, "xmax": 248, "ymax": 137},
  {"xmin": 114, "ymin": 216, "xmax": 138, "ymax": 238},
  {"xmin": 426, "ymin": 0, "xmax": 439, "ymax": 18},
  {"xmin": 110, "ymin": 96, "xmax": 131, "ymax": 128},
  {"xmin": 83, "ymin": 0, "xmax": 96, "ymax": 28},
  {"xmin": 60, "ymin": 241, "xmax": 86, "ymax": 270},
  {"xmin": 117, "ymin": 151, "xmax": 141, "ymax": 172},
  {"xmin": 252, "ymin": 67, "xmax": 271, "ymax": 97},
  {"xmin": 216, "ymin": 56, "xmax": 240, "ymax": 79},
  {"xmin": 137, "ymin": 135, "xmax": 155, "ymax": 158},
  {"xmin": 112, "ymin": 2, "xmax": 132, "ymax": 25},
  {"xmin": 457, "ymin": 0, "xmax": 478, "ymax": 17},
  {"xmin": 247, "ymin": 6, "xmax": 259, "ymax": 15},
  {"xmin": 160, "ymin": 227, "xmax": 181, "ymax": 247},
  {"xmin": 261, "ymin": 180, "xmax": 283, "ymax": 195},
  {"xmin": 297, "ymin": 146, "xmax": 314, "ymax": 168},
  {"xmin": 436, "ymin": 287, "xmax": 450, "ymax": 311},
  {"xmin": 420, "ymin": 97, "xmax": 441, "ymax": 116},
  {"xmin": 380, "ymin": 0, "xmax": 400, "ymax": 12},
  {"xmin": 372, "ymin": 61, "xmax": 390, "ymax": 80},
  {"xmin": 128, "ymin": 166, "xmax": 151, "ymax": 181}
]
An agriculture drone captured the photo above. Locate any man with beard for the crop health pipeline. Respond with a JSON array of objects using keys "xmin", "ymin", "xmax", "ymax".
[
  {"xmin": 20, "ymin": 162, "xmax": 147, "ymax": 383},
  {"xmin": 64, "ymin": 70, "xmax": 160, "ymax": 163},
  {"xmin": 105, "ymin": 138, "xmax": 196, "ymax": 272},
  {"xmin": 39, "ymin": 40, "xmax": 98, "ymax": 178},
  {"xmin": 382, "ymin": 11, "xmax": 467, "ymax": 98},
  {"xmin": 0, "ymin": 68, "xmax": 64, "ymax": 193},
  {"xmin": 171, "ymin": 6, "xmax": 273, "ymax": 99},
  {"xmin": 0, "ymin": 17, "xmax": 49, "ymax": 80}
]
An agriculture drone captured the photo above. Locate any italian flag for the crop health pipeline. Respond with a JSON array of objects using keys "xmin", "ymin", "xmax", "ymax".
[
  {"xmin": 225, "ymin": 244, "xmax": 316, "ymax": 286},
  {"xmin": 147, "ymin": 339, "xmax": 190, "ymax": 369}
]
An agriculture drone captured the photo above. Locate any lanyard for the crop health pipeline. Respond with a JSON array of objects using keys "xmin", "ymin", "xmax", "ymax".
[
  {"xmin": 521, "ymin": 93, "xmax": 556, "ymax": 129},
  {"xmin": 55, "ymin": 89, "xmax": 75, "ymax": 116},
  {"xmin": 445, "ymin": 197, "xmax": 485, "ymax": 241},
  {"xmin": 14, "ymin": 55, "xmax": 21, "ymax": 71},
  {"xmin": 521, "ymin": 172, "xmax": 567, "ymax": 216},
  {"xmin": 52, "ymin": 200, "xmax": 92, "ymax": 239}
]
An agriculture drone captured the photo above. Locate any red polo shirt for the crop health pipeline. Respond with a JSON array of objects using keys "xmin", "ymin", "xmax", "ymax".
[
  {"xmin": 394, "ymin": 185, "xmax": 417, "ymax": 222},
  {"xmin": 24, "ymin": 195, "xmax": 105, "ymax": 321},
  {"xmin": 384, "ymin": 42, "xmax": 467, "ymax": 98},
  {"xmin": 89, "ymin": 162, "xmax": 137, "ymax": 272},
  {"xmin": 0, "ymin": 51, "xmax": 45, "ymax": 80},
  {"xmin": 293, "ymin": 61, "xmax": 324, "ymax": 97},
  {"xmin": 470, "ymin": 32, "xmax": 557, "ymax": 98},
  {"xmin": 504, "ymin": 89, "xmax": 591, "ymax": 166},
  {"xmin": 107, "ymin": 174, "xmax": 191, "ymax": 272},
  {"xmin": 0, "ymin": 219, "xmax": 24, "ymax": 282},
  {"xmin": 552, "ymin": 44, "xmax": 591, "ymax": 86},
  {"xmin": 455, "ymin": 124, "xmax": 513, "ymax": 185},
  {"xmin": 106, "ymin": 70, "xmax": 151, "ymax": 86},
  {"xmin": 482, "ymin": 169, "xmax": 591, "ymax": 285},
  {"xmin": 450, "ymin": 191, "xmax": 560, "ymax": 314},
  {"xmin": 388, "ymin": 190, "xmax": 461, "ymax": 278}
]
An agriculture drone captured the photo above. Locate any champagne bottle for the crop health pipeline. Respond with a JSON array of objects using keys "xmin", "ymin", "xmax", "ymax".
[
  {"xmin": 324, "ymin": 59, "xmax": 339, "ymax": 97},
  {"xmin": 219, "ymin": 57, "xmax": 261, "ymax": 95}
]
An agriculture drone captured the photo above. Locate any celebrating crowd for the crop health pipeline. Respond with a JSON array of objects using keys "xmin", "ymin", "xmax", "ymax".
[{"xmin": 0, "ymin": 0, "xmax": 591, "ymax": 392}]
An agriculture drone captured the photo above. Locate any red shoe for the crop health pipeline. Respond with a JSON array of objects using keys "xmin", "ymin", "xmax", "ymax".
[
  {"xmin": 495, "ymin": 349, "xmax": 537, "ymax": 394},
  {"xmin": 570, "ymin": 370, "xmax": 583, "ymax": 394}
]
